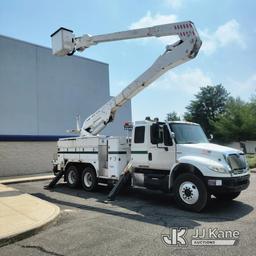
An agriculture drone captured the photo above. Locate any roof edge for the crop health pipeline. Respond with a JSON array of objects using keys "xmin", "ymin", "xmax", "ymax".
[{"xmin": 0, "ymin": 34, "xmax": 108, "ymax": 66}]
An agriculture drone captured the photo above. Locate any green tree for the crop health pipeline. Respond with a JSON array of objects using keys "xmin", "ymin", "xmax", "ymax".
[
  {"xmin": 184, "ymin": 84, "xmax": 229, "ymax": 135},
  {"xmin": 213, "ymin": 97, "xmax": 256, "ymax": 143},
  {"xmin": 166, "ymin": 111, "xmax": 180, "ymax": 121}
]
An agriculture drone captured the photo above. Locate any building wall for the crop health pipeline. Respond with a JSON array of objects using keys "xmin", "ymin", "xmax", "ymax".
[
  {"xmin": 243, "ymin": 141, "xmax": 256, "ymax": 154},
  {"xmin": 227, "ymin": 141, "xmax": 256, "ymax": 154},
  {"xmin": 227, "ymin": 142, "xmax": 241, "ymax": 151},
  {"xmin": 0, "ymin": 35, "xmax": 131, "ymax": 137},
  {"xmin": 0, "ymin": 35, "xmax": 132, "ymax": 177},
  {"xmin": 0, "ymin": 142, "xmax": 56, "ymax": 177}
]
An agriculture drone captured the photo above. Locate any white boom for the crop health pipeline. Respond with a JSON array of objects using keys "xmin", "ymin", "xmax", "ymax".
[{"xmin": 51, "ymin": 21, "xmax": 202, "ymax": 136}]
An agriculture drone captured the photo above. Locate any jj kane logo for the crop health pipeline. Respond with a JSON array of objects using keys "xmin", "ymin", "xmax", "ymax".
[
  {"xmin": 162, "ymin": 227, "xmax": 240, "ymax": 246},
  {"xmin": 162, "ymin": 228, "xmax": 187, "ymax": 246}
]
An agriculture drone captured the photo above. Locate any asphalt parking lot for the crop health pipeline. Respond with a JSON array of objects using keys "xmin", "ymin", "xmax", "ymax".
[{"xmin": 1, "ymin": 173, "xmax": 256, "ymax": 256}]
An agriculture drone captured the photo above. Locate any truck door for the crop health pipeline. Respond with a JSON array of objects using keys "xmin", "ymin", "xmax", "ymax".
[
  {"xmin": 131, "ymin": 125, "xmax": 149, "ymax": 168},
  {"xmin": 148, "ymin": 124, "xmax": 175, "ymax": 170}
]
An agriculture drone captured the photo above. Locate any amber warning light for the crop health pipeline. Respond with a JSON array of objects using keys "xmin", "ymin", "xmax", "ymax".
[{"xmin": 123, "ymin": 121, "xmax": 133, "ymax": 130}]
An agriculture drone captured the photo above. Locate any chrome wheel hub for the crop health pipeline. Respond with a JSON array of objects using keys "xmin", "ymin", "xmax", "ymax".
[
  {"xmin": 179, "ymin": 181, "xmax": 199, "ymax": 205},
  {"xmin": 68, "ymin": 170, "xmax": 76, "ymax": 184},
  {"xmin": 84, "ymin": 172, "xmax": 92, "ymax": 187}
]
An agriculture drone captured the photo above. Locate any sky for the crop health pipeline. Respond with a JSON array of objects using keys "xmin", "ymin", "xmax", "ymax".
[{"xmin": 0, "ymin": 0, "xmax": 255, "ymax": 121}]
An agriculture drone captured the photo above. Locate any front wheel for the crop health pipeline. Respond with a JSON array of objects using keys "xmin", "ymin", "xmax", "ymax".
[
  {"xmin": 173, "ymin": 173, "xmax": 208, "ymax": 212},
  {"xmin": 213, "ymin": 192, "xmax": 240, "ymax": 201},
  {"xmin": 81, "ymin": 167, "xmax": 98, "ymax": 191}
]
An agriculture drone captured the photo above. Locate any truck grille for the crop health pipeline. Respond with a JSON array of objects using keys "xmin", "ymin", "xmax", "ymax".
[{"xmin": 227, "ymin": 154, "xmax": 247, "ymax": 174}]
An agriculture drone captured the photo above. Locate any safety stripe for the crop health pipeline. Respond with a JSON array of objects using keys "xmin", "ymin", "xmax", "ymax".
[
  {"xmin": 108, "ymin": 151, "xmax": 127, "ymax": 154},
  {"xmin": 58, "ymin": 151, "xmax": 98, "ymax": 154},
  {"xmin": 131, "ymin": 151, "xmax": 148, "ymax": 154},
  {"xmin": 58, "ymin": 151, "xmax": 127, "ymax": 154},
  {"xmin": 0, "ymin": 135, "xmax": 77, "ymax": 142}
]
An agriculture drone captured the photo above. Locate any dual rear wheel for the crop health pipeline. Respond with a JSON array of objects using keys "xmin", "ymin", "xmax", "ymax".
[{"xmin": 66, "ymin": 165, "xmax": 97, "ymax": 191}]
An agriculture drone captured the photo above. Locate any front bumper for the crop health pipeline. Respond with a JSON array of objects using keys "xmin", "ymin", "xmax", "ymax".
[{"xmin": 205, "ymin": 174, "xmax": 250, "ymax": 193}]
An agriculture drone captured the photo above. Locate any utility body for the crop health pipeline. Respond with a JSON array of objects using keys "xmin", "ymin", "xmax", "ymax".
[{"xmin": 50, "ymin": 22, "xmax": 250, "ymax": 212}]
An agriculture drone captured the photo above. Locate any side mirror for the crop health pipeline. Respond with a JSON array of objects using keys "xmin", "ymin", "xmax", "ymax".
[
  {"xmin": 170, "ymin": 132, "xmax": 175, "ymax": 139},
  {"xmin": 208, "ymin": 134, "xmax": 213, "ymax": 141}
]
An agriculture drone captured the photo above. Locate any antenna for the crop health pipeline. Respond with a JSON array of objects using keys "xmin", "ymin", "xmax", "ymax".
[
  {"xmin": 76, "ymin": 114, "xmax": 81, "ymax": 131},
  {"xmin": 66, "ymin": 114, "xmax": 81, "ymax": 134}
]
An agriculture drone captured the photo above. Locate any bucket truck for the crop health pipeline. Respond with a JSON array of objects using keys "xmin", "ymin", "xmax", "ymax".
[{"xmin": 49, "ymin": 22, "xmax": 250, "ymax": 212}]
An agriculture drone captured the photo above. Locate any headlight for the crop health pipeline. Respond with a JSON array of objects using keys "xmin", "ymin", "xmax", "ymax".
[{"xmin": 208, "ymin": 165, "xmax": 227, "ymax": 173}]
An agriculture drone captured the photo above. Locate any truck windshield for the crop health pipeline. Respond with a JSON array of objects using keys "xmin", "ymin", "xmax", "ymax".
[{"xmin": 169, "ymin": 123, "xmax": 209, "ymax": 144}]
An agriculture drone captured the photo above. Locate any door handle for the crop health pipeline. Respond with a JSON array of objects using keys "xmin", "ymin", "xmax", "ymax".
[{"xmin": 148, "ymin": 152, "xmax": 152, "ymax": 161}]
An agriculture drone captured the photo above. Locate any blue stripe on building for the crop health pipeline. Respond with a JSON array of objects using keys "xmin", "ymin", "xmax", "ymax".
[{"xmin": 0, "ymin": 135, "xmax": 77, "ymax": 142}]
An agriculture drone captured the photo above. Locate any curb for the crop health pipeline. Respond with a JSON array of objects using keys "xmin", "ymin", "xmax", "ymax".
[
  {"xmin": 0, "ymin": 175, "xmax": 54, "ymax": 185},
  {"xmin": 0, "ymin": 209, "xmax": 60, "ymax": 247},
  {"xmin": 0, "ymin": 186, "xmax": 60, "ymax": 247}
]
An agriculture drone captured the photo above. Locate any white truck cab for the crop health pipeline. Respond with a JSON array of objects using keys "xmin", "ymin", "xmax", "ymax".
[{"xmin": 130, "ymin": 120, "xmax": 250, "ymax": 211}]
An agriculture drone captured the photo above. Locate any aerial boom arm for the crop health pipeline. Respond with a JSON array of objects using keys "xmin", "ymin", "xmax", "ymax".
[
  {"xmin": 51, "ymin": 21, "xmax": 202, "ymax": 136},
  {"xmin": 74, "ymin": 22, "xmax": 191, "ymax": 50}
]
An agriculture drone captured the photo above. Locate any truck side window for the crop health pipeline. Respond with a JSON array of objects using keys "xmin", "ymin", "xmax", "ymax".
[
  {"xmin": 159, "ymin": 128, "xmax": 163, "ymax": 143},
  {"xmin": 134, "ymin": 126, "xmax": 145, "ymax": 143},
  {"xmin": 151, "ymin": 124, "xmax": 163, "ymax": 144},
  {"xmin": 164, "ymin": 125, "xmax": 173, "ymax": 146}
]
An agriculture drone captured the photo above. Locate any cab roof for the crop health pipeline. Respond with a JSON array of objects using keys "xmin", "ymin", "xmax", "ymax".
[{"xmin": 134, "ymin": 120, "xmax": 199, "ymax": 126}]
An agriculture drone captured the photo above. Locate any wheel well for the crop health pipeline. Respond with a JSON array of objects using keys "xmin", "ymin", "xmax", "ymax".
[
  {"xmin": 64, "ymin": 162, "xmax": 96, "ymax": 181},
  {"xmin": 171, "ymin": 163, "xmax": 205, "ymax": 184}
]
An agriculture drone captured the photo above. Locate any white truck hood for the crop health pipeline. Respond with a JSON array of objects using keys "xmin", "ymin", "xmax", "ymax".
[
  {"xmin": 177, "ymin": 143, "xmax": 242, "ymax": 155},
  {"xmin": 176, "ymin": 143, "xmax": 248, "ymax": 177},
  {"xmin": 176, "ymin": 143, "xmax": 244, "ymax": 166}
]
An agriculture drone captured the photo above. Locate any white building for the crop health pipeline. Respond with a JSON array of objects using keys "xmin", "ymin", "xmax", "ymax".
[
  {"xmin": 0, "ymin": 35, "xmax": 131, "ymax": 177},
  {"xmin": 228, "ymin": 141, "xmax": 256, "ymax": 154}
]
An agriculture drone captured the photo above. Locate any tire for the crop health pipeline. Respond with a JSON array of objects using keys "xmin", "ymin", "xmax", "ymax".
[
  {"xmin": 173, "ymin": 173, "xmax": 208, "ymax": 212},
  {"xmin": 81, "ymin": 167, "xmax": 97, "ymax": 191},
  {"xmin": 66, "ymin": 165, "xmax": 80, "ymax": 188},
  {"xmin": 213, "ymin": 192, "xmax": 241, "ymax": 201}
]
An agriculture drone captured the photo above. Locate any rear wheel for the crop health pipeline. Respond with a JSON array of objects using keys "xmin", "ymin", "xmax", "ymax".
[
  {"xmin": 173, "ymin": 173, "xmax": 208, "ymax": 212},
  {"xmin": 213, "ymin": 192, "xmax": 240, "ymax": 201},
  {"xmin": 81, "ymin": 167, "xmax": 97, "ymax": 191},
  {"xmin": 66, "ymin": 165, "xmax": 80, "ymax": 188}
]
